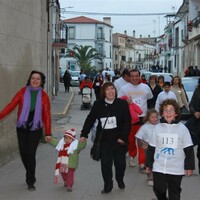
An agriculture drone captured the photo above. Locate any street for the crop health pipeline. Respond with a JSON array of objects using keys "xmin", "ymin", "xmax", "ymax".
[{"xmin": 0, "ymin": 87, "xmax": 200, "ymax": 200}]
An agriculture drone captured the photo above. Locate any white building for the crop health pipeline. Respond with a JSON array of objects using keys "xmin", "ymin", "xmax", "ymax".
[{"xmin": 62, "ymin": 16, "xmax": 113, "ymax": 70}]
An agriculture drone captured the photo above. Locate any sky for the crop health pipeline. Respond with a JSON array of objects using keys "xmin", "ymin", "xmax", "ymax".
[{"xmin": 59, "ymin": 0, "xmax": 183, "ymax": 38}]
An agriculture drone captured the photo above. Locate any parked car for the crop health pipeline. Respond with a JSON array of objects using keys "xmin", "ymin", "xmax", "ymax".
[
  {"xmin": 181, "ymin": 76, "xmax": 199, "ymax": 120},
  {"xmin": 69, "ymin": 70, "xmax": 80, "ymax": 86},
  {"xmin": 140, "ymin": 71, "xmax": 173, "ymax": 83},
  {"xmin": 149, "ymin": 72, "xmax": 173, "ymax": 82}
]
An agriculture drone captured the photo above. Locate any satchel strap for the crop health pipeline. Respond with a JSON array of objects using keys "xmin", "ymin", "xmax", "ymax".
[{"xmin": 97, "ymin": 110, "xmax": 110, "ymax": 143}]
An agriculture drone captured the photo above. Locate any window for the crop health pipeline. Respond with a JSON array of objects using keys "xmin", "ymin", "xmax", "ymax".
[{"xmin": 68, "ymin": 27, "xmax": 75, "ymax": 39}]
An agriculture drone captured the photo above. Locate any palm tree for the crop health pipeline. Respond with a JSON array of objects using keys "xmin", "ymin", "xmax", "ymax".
[{"xmin": 66, "ymin": 45, "xmax": 102, "ymax": 74}]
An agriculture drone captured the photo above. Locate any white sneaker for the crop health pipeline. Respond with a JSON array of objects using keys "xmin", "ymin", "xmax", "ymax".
[{"xmin": 129, "ymin": 157, "xmax": 135, "ymax": 167}]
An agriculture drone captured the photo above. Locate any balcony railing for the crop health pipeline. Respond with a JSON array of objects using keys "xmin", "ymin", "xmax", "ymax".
[
  {"xmin": 52, "ymin": 38, "xmax": 67, "ymax": 48},
  {"xmin": 97, "ymin": 33, "xmax": 105, "ymax": 39}
]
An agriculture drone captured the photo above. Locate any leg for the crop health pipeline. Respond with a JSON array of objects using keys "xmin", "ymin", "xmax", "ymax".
[
  {"xmin": 197, "ymin": 144, "xmax": 200, "ymax": 173},
  {"xmin": 66, "ymin": 168, "xmax": 75, "ymax": 189},
  {"xmin": 60, "ymin": 172, "xmax": 67, "ymax": 186},
  {"xmin": 153, "ymin": 172, "xmax": 168, "ymax": 200},
  {"xmin": 100, "ymin": 146, "xmax": 113, "ymax": 193},
  {"xmin": 26, "ymin": 130, "xmax": 42, "ymax": 186},
  {"xmin": 128, "ymin": 126, "xmax": 137, "ymax": 158},
  {"xmin": 167, "ymin": 174, "xmax": 183, "ymax": 200},
  {"xmin": 17, "ymin": 129, "xmax": 28, "ymax": 171},
  {"xmin": 113, "ymin": 145, "xmax": 127, "ymax": 189}
]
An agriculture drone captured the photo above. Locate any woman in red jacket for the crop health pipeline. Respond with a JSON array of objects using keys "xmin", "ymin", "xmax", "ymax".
[{"xmin": 0, "ymin": 70, "xmax": 52, "ymax": 191}]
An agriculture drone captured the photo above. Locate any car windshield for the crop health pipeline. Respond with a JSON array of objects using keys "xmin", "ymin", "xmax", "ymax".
[
  {"xmin": 182, "ymin": 79, "xmax": 198, "ymax": 91},
  {"xmin": 70, "ymin": 71, "xmax": 80, "ymax": 77}
]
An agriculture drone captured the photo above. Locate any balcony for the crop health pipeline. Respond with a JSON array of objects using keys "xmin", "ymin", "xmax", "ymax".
[
  {"xmin": 97, "ymin": 33, "xmax": 105, "ymax": 40},
  {"xmin": 189, "ymin": 15, "xmax": 200, "ymax": 40},
  {"xmin": 52, "ymin": 38, "xmax": 67, "ymax": 48}
]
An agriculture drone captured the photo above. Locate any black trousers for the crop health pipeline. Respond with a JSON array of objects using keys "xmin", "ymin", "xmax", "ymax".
[
  {"xmin": 100, "ymin": 143, "xmax": 127, "ymax": 191},
  {"xmin": 197, "ymin": 144, "xmax": 200, "ymax": 173},
  {"xmin": 17, "ymin": 128, "xmax": 42, "ymax": 186},
  {"xmin": 153, "ymin": 172, "xmax": 183, "ymax": 200}
]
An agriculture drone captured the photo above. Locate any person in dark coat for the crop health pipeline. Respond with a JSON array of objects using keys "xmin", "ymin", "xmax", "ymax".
[
  {"xmin": 189, "ymin": 78, "xmax": 200, "ymax": 173},
  {"xmin": 147, "ymin": 75, "xmax": 162, "ymax": 109},
  {"xmin": 63, "ymin": 70, "xmax": 72, "ymax": 92},
  {"xmin": 80, "ymin": 82, "xmax": 131, "ymax": 194}
]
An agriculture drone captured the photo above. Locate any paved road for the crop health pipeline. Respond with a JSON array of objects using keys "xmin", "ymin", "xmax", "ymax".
[{"xmin": 0, "ymin": 87, "xmax": 200, "ymax": 200}]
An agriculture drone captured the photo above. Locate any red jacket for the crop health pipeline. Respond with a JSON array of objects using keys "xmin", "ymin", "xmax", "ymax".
[{"xmin": 0, "ymin": 87, "xmax": 51, "ymax": 135}]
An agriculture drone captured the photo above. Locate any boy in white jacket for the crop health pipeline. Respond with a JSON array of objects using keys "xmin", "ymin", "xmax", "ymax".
[{"xmin": 146, "ymin": 99, "xmax": 195, "ymax": 200}]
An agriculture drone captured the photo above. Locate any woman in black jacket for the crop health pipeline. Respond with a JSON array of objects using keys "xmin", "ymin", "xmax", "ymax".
[{"xmin": 80, "ymin": 82, "xmax": 131, "ymax": 194}]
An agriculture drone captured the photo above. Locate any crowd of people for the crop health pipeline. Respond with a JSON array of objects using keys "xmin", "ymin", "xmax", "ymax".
[
  {"xmin": 1, "ymin": 67, "xmax": 200, "ymax": 200},
  {"xmin": 77, "ymin": 67, "xmax": 198, "ymax": 200}
]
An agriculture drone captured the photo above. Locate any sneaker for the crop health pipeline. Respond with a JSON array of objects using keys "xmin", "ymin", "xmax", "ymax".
[
  {"xmin": 28, "ymin": 185, "xmax": 36, "ymax": 191},
  {"xmin": 67, "ymin": 187, "xmax": 72, "ymax": 192},
  {"xmin": 129, "ymin": 157, "xmax": 135, "ymax": 167},
  {"xmin": 139, "ymin": 164, "xmax": 146, "ymax": 174}
]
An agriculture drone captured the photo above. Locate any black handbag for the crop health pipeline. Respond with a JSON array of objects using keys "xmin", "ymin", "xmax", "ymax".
[
  {"xmin": 90, "ymin": 112, "xmax": 110, "ymax": 161},
  {"xmin": 185, "ymin": 116, "xmax": 200, "ymax": 146}
]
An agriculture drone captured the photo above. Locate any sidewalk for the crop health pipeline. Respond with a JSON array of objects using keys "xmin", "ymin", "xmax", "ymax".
[{"xmin": 51, "ymin": 83, "xmax": 75, "ymax": 118}]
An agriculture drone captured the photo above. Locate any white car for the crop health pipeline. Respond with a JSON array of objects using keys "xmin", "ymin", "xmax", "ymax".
[
  {"xmin": 148, "ymin": 72, "xmax": 173, "ymax": 82},
  {"xmin": 182, "ymin": 77, "xmax": 199, "ymax": 102},
  {"xmin": 181, "ymin": 76, "xmax": 199, "ymax": 119},
  {"xmin": 69, "ymin": 70, "xmax": 80, "ymax": 86}
]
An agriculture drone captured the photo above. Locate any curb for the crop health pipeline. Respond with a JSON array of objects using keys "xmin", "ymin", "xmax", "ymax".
[{"xmin": 52, "ymin": 88, "xmax": 75, "ymax": 117}]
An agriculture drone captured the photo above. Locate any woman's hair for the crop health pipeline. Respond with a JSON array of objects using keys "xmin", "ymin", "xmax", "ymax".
[
  {"xmin": 159, "ymin": 99, "xmax": 181, "ymax": 121},
  {"xmin": 100, "ymin": 81, "xmax": 117, "ymax": 99},
  {"xmin": 158, "ymin": 75, "xmax": 164, "ymax": 82},
  {"xmin": 171, "ymin": 75, "xmax": 182, "ymax": 88},
  {"xmin": 26, "ymin": 70, "xmax": 46, "ymax": 88},
  {"xmin": 149, "ymin": 75, "xmax": 158, "ymax": 83},
  {"xmin": 143, "ymin": 108, "xmax": 158, "ymax": 123}
]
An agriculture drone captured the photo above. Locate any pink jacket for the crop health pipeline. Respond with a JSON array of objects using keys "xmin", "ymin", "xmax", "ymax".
[{"xmin": 120, "ymin": 96, "xmax": 143, "ymax": 124}]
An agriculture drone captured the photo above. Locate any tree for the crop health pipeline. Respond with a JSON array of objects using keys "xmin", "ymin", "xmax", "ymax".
[{"xmin": 66, "ymin": 45, "xmax": 102, "ymax": 74}]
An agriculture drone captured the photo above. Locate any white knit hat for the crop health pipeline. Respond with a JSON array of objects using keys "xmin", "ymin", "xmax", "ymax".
[{"xmin": 64, "ymin": 128, "xmax": 76, "ymax": 140}]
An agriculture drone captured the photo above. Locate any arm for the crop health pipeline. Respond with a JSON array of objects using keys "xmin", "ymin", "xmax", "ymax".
[
  {"xmin": 0, "ymin": 88, "xmax": 24, "ymax": 120},
  {"xmin": 137, "ymin": 138, "xmax": 148, "ymax": 149},
  {"xmin": 42, "ymin": 91, "xmax": 52, "ymax": 142},
  {"xmin": 118, "ymin": 100, "xmax": 131, "ymax": 144},
  {"xmin": 184, "ymin": 145, "xmax": 195, "ymax": 176},
  {"xmin": 80, "ymin": 101, "xmax": 98, "ymax": 140},
  {"xmin": 181, "ymin": 88, "xmax": 189, "ymax": 108},
  {"xmin": 146, "ymin": 145, "xmax": 155, "ymax": 171}
]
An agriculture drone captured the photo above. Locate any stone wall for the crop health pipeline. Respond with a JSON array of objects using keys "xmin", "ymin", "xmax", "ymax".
[{"xmin": 0, "ymin": 0, "xmax": 49, "ymax": 165}]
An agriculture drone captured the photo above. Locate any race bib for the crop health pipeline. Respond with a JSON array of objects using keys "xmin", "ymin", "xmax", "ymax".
[
  {"xmin": 158, "ymin": 133, "xmax": 178, "ymax": 148},
  {"xmin": 100, "ymin": 116, "xmax": 117, "ymax": 129},
  {"xmin": 132, "ymin": 98, "xmax": 142, "ymax": 106}
]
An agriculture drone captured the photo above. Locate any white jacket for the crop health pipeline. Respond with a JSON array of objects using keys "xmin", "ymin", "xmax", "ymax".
[{"xmin": 149, "ymin": 122, "xmax": 193, "ymax": 175}]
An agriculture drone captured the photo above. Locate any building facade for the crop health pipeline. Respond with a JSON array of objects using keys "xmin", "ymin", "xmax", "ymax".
[{"xmin": 62, "ymin": 16, "xmax": 113, "ymax": 71}]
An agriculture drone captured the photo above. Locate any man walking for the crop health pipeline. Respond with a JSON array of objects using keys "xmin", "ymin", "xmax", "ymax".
[{"xmin": 118, "ymin": 69, "xmax": 153, "ymax": 171}]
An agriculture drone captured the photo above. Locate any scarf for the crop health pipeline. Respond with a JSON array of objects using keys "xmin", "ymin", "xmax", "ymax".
[
  {"xmin": 56, "ymin": 138, "xmax": 78, "ymax": 154},
  {"xmin": 17, "ymin": 85, "xmax": 42, "ymax": 131}
]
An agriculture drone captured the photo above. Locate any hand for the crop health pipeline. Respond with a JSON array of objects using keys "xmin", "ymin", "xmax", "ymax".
[
  {"xmin": 117, "ymin": 138, "xmax": 125, "ymax": 145},
  {"xmin": 60, "ymin": 164, "xmax": 68, "ymax": 173},
  {"xmin": 127, "ymin": 96, "xmax": 132, "ymax": 105},
  {"xmin": 194, "ymin": 112, "xmax": 200, "ymax": 119},
  {"xmin": 45, "ymin": 135, "xmax": 52, "ymax": 142},
  {"xmin": 80, "ymin": 137, "xmax": 87, "ymax": 142},
  {"xmin": 146, "ymin": 167, "xmax": 151, "ymax": 174},
  {"xmin": 54, "ymin": 175, "xmax": 60, "ymax": 184},
  {"xmin": 185, "ymin": 170, "xmax": 193, "ymax": 176}
]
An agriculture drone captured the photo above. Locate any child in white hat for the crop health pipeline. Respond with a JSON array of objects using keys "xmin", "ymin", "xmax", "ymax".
[{"xmin": 54, "ymin": 128, "xmax": 86, "ymax": 192}]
